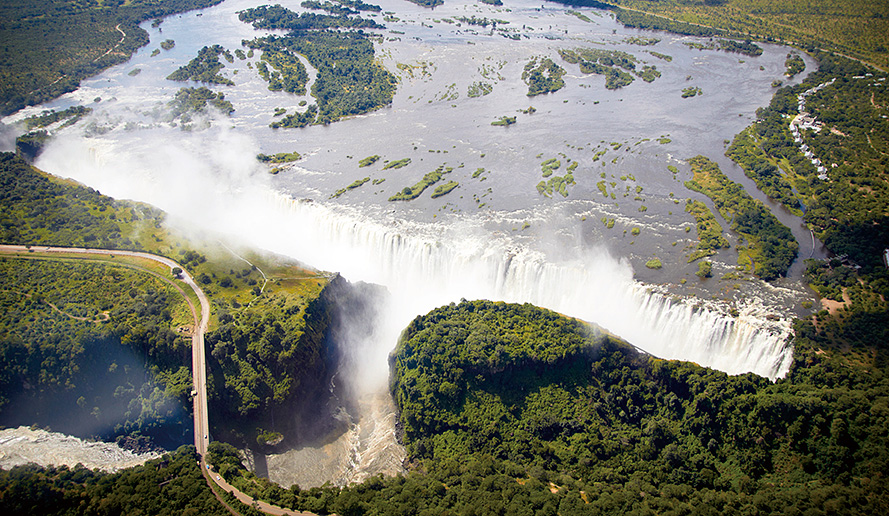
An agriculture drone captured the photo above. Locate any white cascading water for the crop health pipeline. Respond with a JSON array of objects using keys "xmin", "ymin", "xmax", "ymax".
[{"xmin": 264, "ymin": 194, "xmax": 793, "ymax": 383}]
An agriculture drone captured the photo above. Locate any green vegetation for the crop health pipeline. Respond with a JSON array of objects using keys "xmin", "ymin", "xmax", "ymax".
[
  {"xmin": 406, "ymin": 0, "xmax": 444, "ymax": 7},
  {"xmin": 684, "ymin": 200, "xmax": 730, "ymax": 262},
  {"xmin": 726, "ymin": 126, "xmax": 803, "ymax": 214},
  {"xmin": 645, "ymin": 257, "xmax": 663, "ymax": 269},
  {"xmin": 241, "ymin": 4, "xmax": 396, "ymax": 125},
  {"xmin": 601, "ymin": 0, "xmax": 889, "ymax": 70},
  {"xmin": 0, "ymin": 152, "xmax": 338, "ymax": 453},
  {"xmin": 491, "ymin": 116, "xmax": 516, "ymax": 126},
  {"xmin": 785, "ymin": 52, "xmax": 805, "ymax": 77},
  {"xmin": 168, "ymin": 87, "xmax": 234, "ymax": 125},
  {"xmin": 696, "ymin": 260, "xmax": 713, "ymax": 278},
  {"xmin": 431, "ymin": 181, "xmax": 459, "ymax": 199},
  {"xmin": 467, "ymin": 81, "xmax": 493, "ymax": 98},
  {"xmin": 684, "ymin": 39, "xmax": 763, "ymax": 57},
  {"xmin": 685, "ymin": 156, "xmax": 797, "ymax": 280},
  {"xmin": 166, "ymin": 45, "xmax": 234, "ymax": 85},
  {"xmin": 624, "ymin": 36, "xmax": 660, "ymax": 46},
  {"xmin": 568, "ymin": 10, "xmax": 593, "ymax": 23},
  {"xmin": 559, "ymin": 48, "xmax": 638, "ymax": 89},
  {"xmin": 729, "ymin": 54, "xmax": 889, "ymax": 276},
  {"xmin": 648, "ymin": 51, "xmax": 672, "ymax": 61},
  {"xmin": 270, "ymin": 105, "xmax": 317, "ymax": 129},
  {"xmin": 0, "ymin": 257, "xmax": 193, "ymax": 447},
  {"xmin": 389, "ymin": 165, "xmax": 451, "ymax": 201},
  {"xmin": 1, "ymin": 153, "xmax": 164, "ymax": 250},
  {"xmin": 331, "ymin": 177, "xmax": 370, "ymax": 198},
  {"xmin": 256, "ymin": 49, "xmax": 309, "ymax": 95},
  {"xmin": 257, "ymin": 151, "xmax": 301, "ymax": 164},
  {"xmin": 536, "ymin": 158, "xmax": 574, "ymax": 198},
  {"xmin": 383, "ymin": 158, "xmax": 411, "ymax": 170},
  {"xmin": 0, "ymin": 446, "xmax": 231, "ymax": 515},
  {"xmin": 681, "ymin": 86, "xmax": 702, "ymax": 98},
  {"xmin": 21, "ymin": 106, "xmax": 92, "ymax": 131},
  {"xmin": 359, "ymin": 155, "xmax": 381, "ymax": 167},
  {"xmin": 0, "ymin": 0, "xmax": 225, "ymax": 117},
  {"xmin": 160, "ymin": 39, "xmax": 175, "ymax": 51},
  {"xmin": 522, "ymin": 57, "xmax": 566, "ymax": 96}
]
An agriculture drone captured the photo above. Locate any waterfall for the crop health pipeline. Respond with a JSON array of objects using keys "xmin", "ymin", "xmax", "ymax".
[{"xmin": 260, "ymin": 194, "xmax": 793, "ymax": 382}]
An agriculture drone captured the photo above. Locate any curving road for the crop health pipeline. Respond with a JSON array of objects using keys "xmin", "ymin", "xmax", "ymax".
[{"xmin": 0, "ymin": 245, "xmax": 312, "ymax": 516}]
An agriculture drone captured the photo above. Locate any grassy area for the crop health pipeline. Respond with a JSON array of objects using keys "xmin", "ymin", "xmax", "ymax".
[{"xmin": 606, "ymin": 0, "xmax": 889, "ymax": 70}]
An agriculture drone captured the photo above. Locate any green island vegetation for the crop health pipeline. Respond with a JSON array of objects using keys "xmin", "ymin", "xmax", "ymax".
[
  {"xmin": 536, "ymin": 158, "xmax": 576, "ymax": 198},
  {"xmin": 406, "ymin": 0, "xmax": 444, "ymax": 7},
  {"xmin": 240, "ymin": 4, "xmax": 396, "ymax": 125},
  {"xmin": 472, "ymin": 167, "xmax": 488, "ymax": 181},
  {"xmin": 491, "ymin": 116, "xmax": 516, "ymax": 126},
  {"xmin": 684, "ymin": 39, "xmax": 763, "ymax": 57},
  {"xmin": 681, "ymin": 86, "xmax": 702, "ymax": 98},
  {"xmin": 647, "ymin": 51, "xmax": 672, "ymax": 61},
  {"xmin": 696, "ymin": 260, "xmax": 713, "ymax": 278},
  {"xmin": 467, "ymin": 81, "xmax": 493, "ymax": 98},
  {"xmin": 383, "ymin": 157, "xmax": 411, "ymax": 170},
  {"xmin": 684, "ymin": 200, "xmax": 730, "ymax": 262},
  {"xmin": 359, "ymin": 155, "xmax": 381, "ymax": 167},
  {"xmin": 591, "ymin": 0, "xmax": 889, "ymax": 70},
  {"xmin": 270, "ymin": 105, "xmax": 318, "ymax": 129},
  {"xmin": 331, "ymin": 177, "xmax": 371, "ymax": 198},
  {"xmin": 168, "ymin": 87, "xmax": 234, "ymax": 125},
  {"xmin": 257, "ymin": 151, "xmax": 301, "ymax": 164},
  {"xmin": 644, "ymin": 257, "xmax": 663, "ymax": 269},
  {"xmin": 541, "ymin": 158, "xmax": 561, "ymax": 178},
  {"xmin": 567, "ymin": 10, "xmax": 593, "ymax": 23},
  {"xmin": 0, "ymin": 446, "xmax": 235, "ymax": 515},
  {"xmin": 166, "ymin": 45, "xmax": 234, "ymax": 85},
  {"xmin": 784, "ymin": 52, "xmax": 805, "ymax": 77},
  {"xmin": 558, "ymin": 48, "xmax": 638, "ymax": 90},
  {"xmin": 430, "ymin": 181, "xmax": 459, "ymax": 199},
  {"xmin": 624, "ymin": 36, "xmax": 660, "ymax": 46},
  {"xmin": 522, "ymin": 57, "xmax": 567, "ymax": 96},
  {"xmin": 0, "ymin": 0, "xmax": 225, "ymax": 117},
  {"xmin": 685, "ymin": 156, "xmax": 798, "ymax": 280},
  {"xmin": 160, "ymin": 39, "xmax": 175, "ymax": 51},
  {"xmin": 21, "ymin": 106, "xmax": 92, "ymax": 132},
  {"xmin": 389, "ymin": 165, "xmax": 452, "ymax": 201},
  {"xmin": 255, "ymin": 49, "xmax": 309, "ymax": 95},
  {"xmin": 454, "ymin": 16, "xmax": 509, "ymax": 28}
]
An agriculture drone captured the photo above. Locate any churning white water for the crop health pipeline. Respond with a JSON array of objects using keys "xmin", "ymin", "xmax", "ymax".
[{"xmin": 265, "ymin": 194, "xmax": 793, "ymax": 383}]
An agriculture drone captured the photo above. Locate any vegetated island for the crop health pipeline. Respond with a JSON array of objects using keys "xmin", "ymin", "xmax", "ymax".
[
  {"xmin": 389, "ymin": 165, "xmax": 453, "ymax": 201},
  {"xmin": 684, "ymin": 156, "xmax": 797, "ymax": 280},
  {"xmin": 166, "ymin": 45, "xmax": 235, "ymax": 85}
]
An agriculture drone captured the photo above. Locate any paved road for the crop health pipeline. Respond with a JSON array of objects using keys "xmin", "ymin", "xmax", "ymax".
[{"xmin": 0, "ymin": 245, "xmax": 313, "ymax": 516}]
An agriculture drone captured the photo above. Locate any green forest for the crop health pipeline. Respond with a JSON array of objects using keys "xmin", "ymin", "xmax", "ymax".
[
  {"xmin": 0, "ymin": 0, "xmax": 224, "ymax": 116},
  {"xmin": 0, "ymin": 446, "xmax": 234, "ymax": 515},
  {"xmin": 190, "ymin": 300, "xmax": 889, "ymax": 515},
  {"xmin": 595, "ymin": 0, "xmax": 889, "ymax": 70}
]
